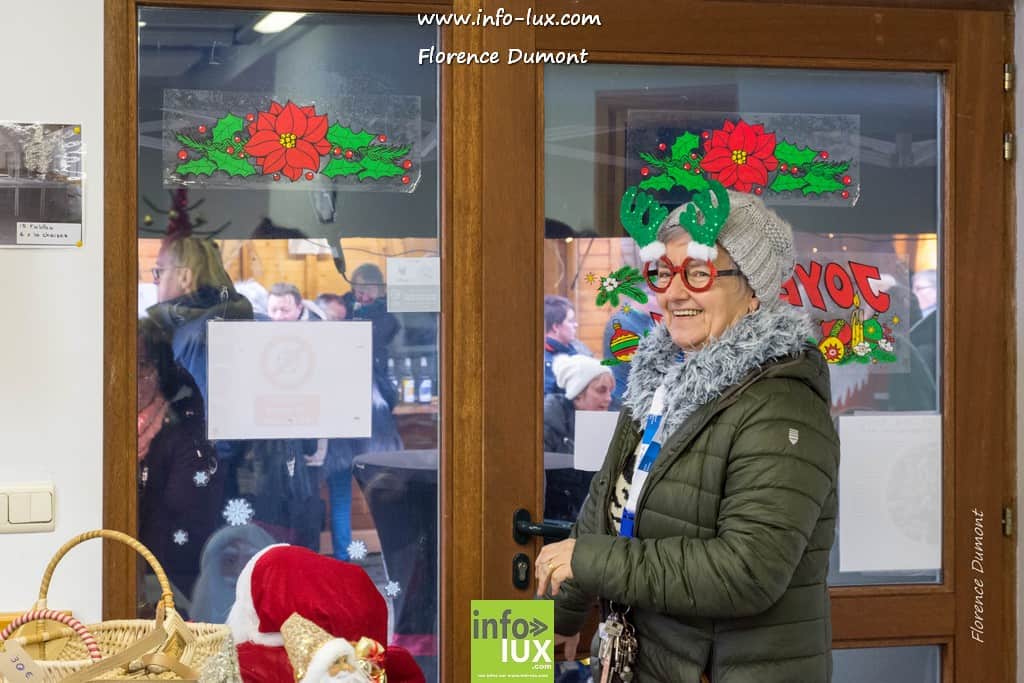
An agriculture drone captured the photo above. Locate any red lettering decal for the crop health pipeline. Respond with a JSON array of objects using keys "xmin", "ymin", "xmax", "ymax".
[
  {"xmin": 779, "ymin": 277, "xmax": 802, "ymax": 306},
  {"xmin": 824, "ymin": 262, "xmax": 854, "ymax": 309},
  {"xmin": 848, "ymin": 261, "xmax": 890, "ymax": 313},
  {"xmin": 793, "ymin": 261, "xmax": 826, "ymax": 311}
]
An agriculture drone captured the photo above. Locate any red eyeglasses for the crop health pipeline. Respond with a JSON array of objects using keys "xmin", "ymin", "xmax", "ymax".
[{"xmin": 643, "ymin": 256, "xmax": 741, "ymax": 293}]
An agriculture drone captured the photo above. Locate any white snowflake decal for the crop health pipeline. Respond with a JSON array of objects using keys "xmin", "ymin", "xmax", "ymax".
[
  {"xmin": 347, "ymin": 540, "xmax": 368, "ymax": 561},
  {"xmin": 193, "ymin": 470, "xmax": 210, "ymax": 487},
  {"xmin": 222, "ymin": 498, "xmax": 255, "ymax": 526},
  {"xmin": 384, "ymin": 580, "xmax": 402, "ymax": 598},
  {"xmin": 172, "ymin": 529, "xmax": 189, "ymax": 546}
]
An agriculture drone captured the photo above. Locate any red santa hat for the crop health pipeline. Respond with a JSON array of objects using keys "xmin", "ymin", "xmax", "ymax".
[{"xmin": 226, "ymin": 545, "xmax": 424, "ymax": 683}]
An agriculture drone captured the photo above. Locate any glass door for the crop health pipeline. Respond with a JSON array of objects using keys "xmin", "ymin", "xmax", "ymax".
[
  {"xmin": 543, "ymin": 61, "xmax": 944, "ymax": 683},
  {"xmin": 133, "ymin": 6, "xmax": 441, "ymax": 680}
]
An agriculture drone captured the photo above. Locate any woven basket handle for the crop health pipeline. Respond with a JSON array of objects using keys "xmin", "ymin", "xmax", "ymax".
[
  {"xmin": 37, "ymin": 530, "xmax": 174, "ymax": 612},
  {"xmin": 0, "ymin": 609, "xmax": 102, "ymax": 661}
]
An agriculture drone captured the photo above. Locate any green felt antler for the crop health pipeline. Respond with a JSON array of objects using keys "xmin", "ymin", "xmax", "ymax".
[
  {"xmin": 620, "ymin": 186, "xmax": 669, "ymax": 262},
  {"xmin": 678, "ymin": 181, "xmax": 730, "ymax": 262}
]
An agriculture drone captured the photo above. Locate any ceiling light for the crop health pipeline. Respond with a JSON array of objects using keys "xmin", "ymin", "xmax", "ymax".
[{"xmin": 253, "ymin": 12, "xmax": 306, "ymax": 34}]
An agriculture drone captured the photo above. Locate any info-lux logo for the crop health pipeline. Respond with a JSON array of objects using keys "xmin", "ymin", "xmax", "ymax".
[{"xmin": 471, "ymin": 600, "xmax": 554, "ymax": 680}]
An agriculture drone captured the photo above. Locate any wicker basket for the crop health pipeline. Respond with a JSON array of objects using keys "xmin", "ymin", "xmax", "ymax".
[{"xmin": 0, "ymin": 530, "xmax": 235, "ymax": 682}]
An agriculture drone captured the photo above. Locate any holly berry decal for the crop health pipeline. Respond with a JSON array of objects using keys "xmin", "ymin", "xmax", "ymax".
[
  {"xmin": 639, "ymin": 119, "xmax": 854, "ymax": 199},
  {"xmin": 174, "ymin": 100, "xmax": 413, "ymax": 184}
]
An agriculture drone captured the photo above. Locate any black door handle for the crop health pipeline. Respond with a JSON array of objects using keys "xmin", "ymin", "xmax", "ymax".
[{"xmin": 513, "ymin": 508, "xmax": 572, "ymax": 544}]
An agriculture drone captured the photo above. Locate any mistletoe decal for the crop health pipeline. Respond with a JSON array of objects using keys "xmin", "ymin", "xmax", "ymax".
[
  {"xmin": 637, "ymin": 119, "xmax": 854, "ymax": 200},
  {"xmin": 174, "ymin": 100, "xmax": 413, "ymax": 184},
  {"xmin": 595, "ymin": 266, "xmax": 648, "ymax": 308}
]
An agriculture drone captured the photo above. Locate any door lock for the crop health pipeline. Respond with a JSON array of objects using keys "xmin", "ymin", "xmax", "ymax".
[{"xmin": 512, "ymin": 553, "xmax": 531, "ymax": 589}]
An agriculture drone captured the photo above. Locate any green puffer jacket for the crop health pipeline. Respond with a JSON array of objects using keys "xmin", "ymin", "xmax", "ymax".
[{"xmin": 553, "ymin": 306, "xmax": 839, "ymax": 683}]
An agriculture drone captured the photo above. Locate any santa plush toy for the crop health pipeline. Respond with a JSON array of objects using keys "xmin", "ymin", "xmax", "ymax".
[{"xmin": 226, "ymin": 544, "xmax": 425, "ymax": 683}]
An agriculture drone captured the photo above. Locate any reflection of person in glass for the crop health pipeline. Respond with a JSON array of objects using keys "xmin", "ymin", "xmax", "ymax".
[
  {"xmin": 350, "ymin": 263, "xmax": 403, "ymax": 450},
  {"xmin": 147, "ymin": 236, "xmax": 254, "ymax": 408},
  {"xmin": 136, "ymin": 319, "xmax": 224, "ymax": 614},
  {"xmin": 189, "ymin": 523, "xmax": 276, "ymax": 624},
  {"xmin": 909, "ymin": 269, "xmax": 938, "ymax": 383},
  {"xmin": 249, "ymin": 281, "xmax": 325, "ymax": 552},
  {"xmin": 268, "ymin": 282, "xmax": 323, "ymax": 321},
  {"xmin": 543, "ymin": 295, "xmax": 579, "ymax": 395},
  {"xmin": 338, "ymin": 265, "xmax": 403, "ymax": 561},
  {"xmin": 536, "ymin": 192, "xmax": 839, "ymax": 683},
  {"xmin": 543, "ymin": 354, "xmax": 614, "ymax": 522}
]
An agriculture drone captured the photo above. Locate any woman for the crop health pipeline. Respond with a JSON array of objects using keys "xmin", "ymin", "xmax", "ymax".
[
  {"xmin": 545, "ymin": 353, "xmax": 615, "ymax": 453},
  {"xmin": 146, "ymin": 236, "xmax": 254, "ymax": 408},
  {"xmin": 543, "ymin": 354, "xmax": 615, "ymax": 521},
  {"xmin": 137, "ymin": 320, "xmax": 225, "ymax": 611},
  {"xmin": 536, "ymin": 191, "xmax": 839, "ymax": 682}
]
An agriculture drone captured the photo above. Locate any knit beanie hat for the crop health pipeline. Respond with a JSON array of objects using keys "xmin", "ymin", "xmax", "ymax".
[
  {"xmin": 552, "ymin": 354, "xmax": 613, "ymax": 400},
  {"xmin": 659, "ymin": 190, "xmax": 795, "ymax": 302}
]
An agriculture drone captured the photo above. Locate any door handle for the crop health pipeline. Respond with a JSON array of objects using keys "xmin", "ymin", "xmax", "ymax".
[{"xmin": 513, "ymin": 508, "xmax": 572, "ymax": 544}]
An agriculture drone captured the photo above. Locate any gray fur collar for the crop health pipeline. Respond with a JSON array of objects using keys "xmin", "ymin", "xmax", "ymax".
[{"xmin": 623, "ymin": 302, "xmax": 815, "ymax": 436}]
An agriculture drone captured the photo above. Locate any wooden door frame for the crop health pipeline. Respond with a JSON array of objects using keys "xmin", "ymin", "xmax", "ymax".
[{"xmin": 105, "ymin": 0, "xmax": 1014, "ymax": 681}]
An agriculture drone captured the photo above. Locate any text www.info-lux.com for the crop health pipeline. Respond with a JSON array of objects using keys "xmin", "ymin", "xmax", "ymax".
[{"xmin": 417, "ymin": 8, "xmax": 602, "ymax": 27}]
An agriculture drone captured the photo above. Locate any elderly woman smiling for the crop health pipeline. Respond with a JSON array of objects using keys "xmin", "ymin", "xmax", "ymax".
[{"xmin": 536, "ymin": 191, "xmax": 839, "ymax": 683}]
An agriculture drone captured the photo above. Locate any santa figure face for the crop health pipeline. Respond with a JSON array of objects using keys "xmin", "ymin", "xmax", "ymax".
[{"xmin": 304, "ymin": 639, "xmax": 373, "ymax": 683}]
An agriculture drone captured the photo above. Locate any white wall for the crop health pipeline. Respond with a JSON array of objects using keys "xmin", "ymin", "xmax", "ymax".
[{"xmin": 0, "ymin": 0, "xmax": 103, "ymax": 620}]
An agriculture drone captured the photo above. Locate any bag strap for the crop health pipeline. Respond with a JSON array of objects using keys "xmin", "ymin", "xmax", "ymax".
[{"xmin": 60, "ymin": 625, "xmax": 169, "ymax": 683}]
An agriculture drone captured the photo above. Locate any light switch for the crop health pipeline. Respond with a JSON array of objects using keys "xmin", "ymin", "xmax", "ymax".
[
  {"xmin": 0, "ymin": 483, "xmax": 55, "ymax": 533},
  {"xmin": 30, "ymin": 492, "xmax": 52, "ymax": 523},
  {"xmin": 9, "ymin": 493, "xmax": 31, "ymax": 523}
]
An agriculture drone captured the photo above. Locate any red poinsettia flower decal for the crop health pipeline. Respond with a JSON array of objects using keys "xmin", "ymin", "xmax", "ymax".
[
  {"xmin": 700, "ymin": 119, "xmax": 779, "ymax": 193},
  {"xmin": 245, "ymin": 101, "xmax": 331, "ymax": 181}
]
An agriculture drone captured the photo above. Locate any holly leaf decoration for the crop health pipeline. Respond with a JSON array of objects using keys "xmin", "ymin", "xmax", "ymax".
[
  {"xmin": 775, "ymin": 140, "xmax": 819, "ymax": 167},
  {"xmin": 358, "ymin": 158, "xmax": 405, "ymax": 181},
  {"xmin": 801, "ymin": 161, "xmax": 849, "ymax": 195},
  {"xmin": 212, "ymin": 114, "xmax": 245, "ymax": 146},
  {"xmin": 769, "ymin": 173, "xmax": 808, "ymax": 193},
  {"xmin": 175, "ymin": 158, "xmax": 218, "ymax": 177},
  {"xmin": 769, "ymin": 161, "xmax": 850, "ymax": 196},
  {"xmin": 637, "ymin": 152, "xmax": 710, "ymax": 193},
  {"xmin": 207, "ymin": 149, "xmax": 256, "ymax": 177},
  {"xmin": 638, "ymin": 174, "xmax": 676, "ymax": 192},
  {"xmin": 326, "ymin": 123, "xmax": 375, "ymax": 152},
  {"xmin": 176, "ymin": 134, "xmax": 207, "ymax": 153},
  {"xmin": 666, "ymin": 166, "xmax": 710, "ymax": 192},
  {"xmin": 670, "ymin": 132, "xmax": 701, "ymax": 162},
  {"xmin": 321, "ymin": 158, "xmax": 364, "ymax": 179},
  {"xmin": 365, "ymin": 145, "xmax": 411, "ymax": 162}
]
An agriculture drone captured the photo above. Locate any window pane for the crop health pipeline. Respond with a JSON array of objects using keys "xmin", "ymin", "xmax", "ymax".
[
  {"xmin": 544, "ymin": 64, "xmax": 942, "ymax": 586},
  {"xmin": 137, "ymin": 9, "xmax": 440, "ymax": 680},
  {"xmin": 834, "ymin": 645, "xmax": 940, "ymax": 683}
]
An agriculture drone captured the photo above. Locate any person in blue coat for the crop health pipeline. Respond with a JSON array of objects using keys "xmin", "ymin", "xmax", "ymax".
[{"xmin": 543, "ymin": 295, "xmax": 579, "ymax": 395}]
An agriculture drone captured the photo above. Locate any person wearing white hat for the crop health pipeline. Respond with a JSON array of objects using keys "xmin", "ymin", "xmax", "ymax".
[{"xmin": 543, "ymin": 354, "xmax": 614, "ymax": 521}]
